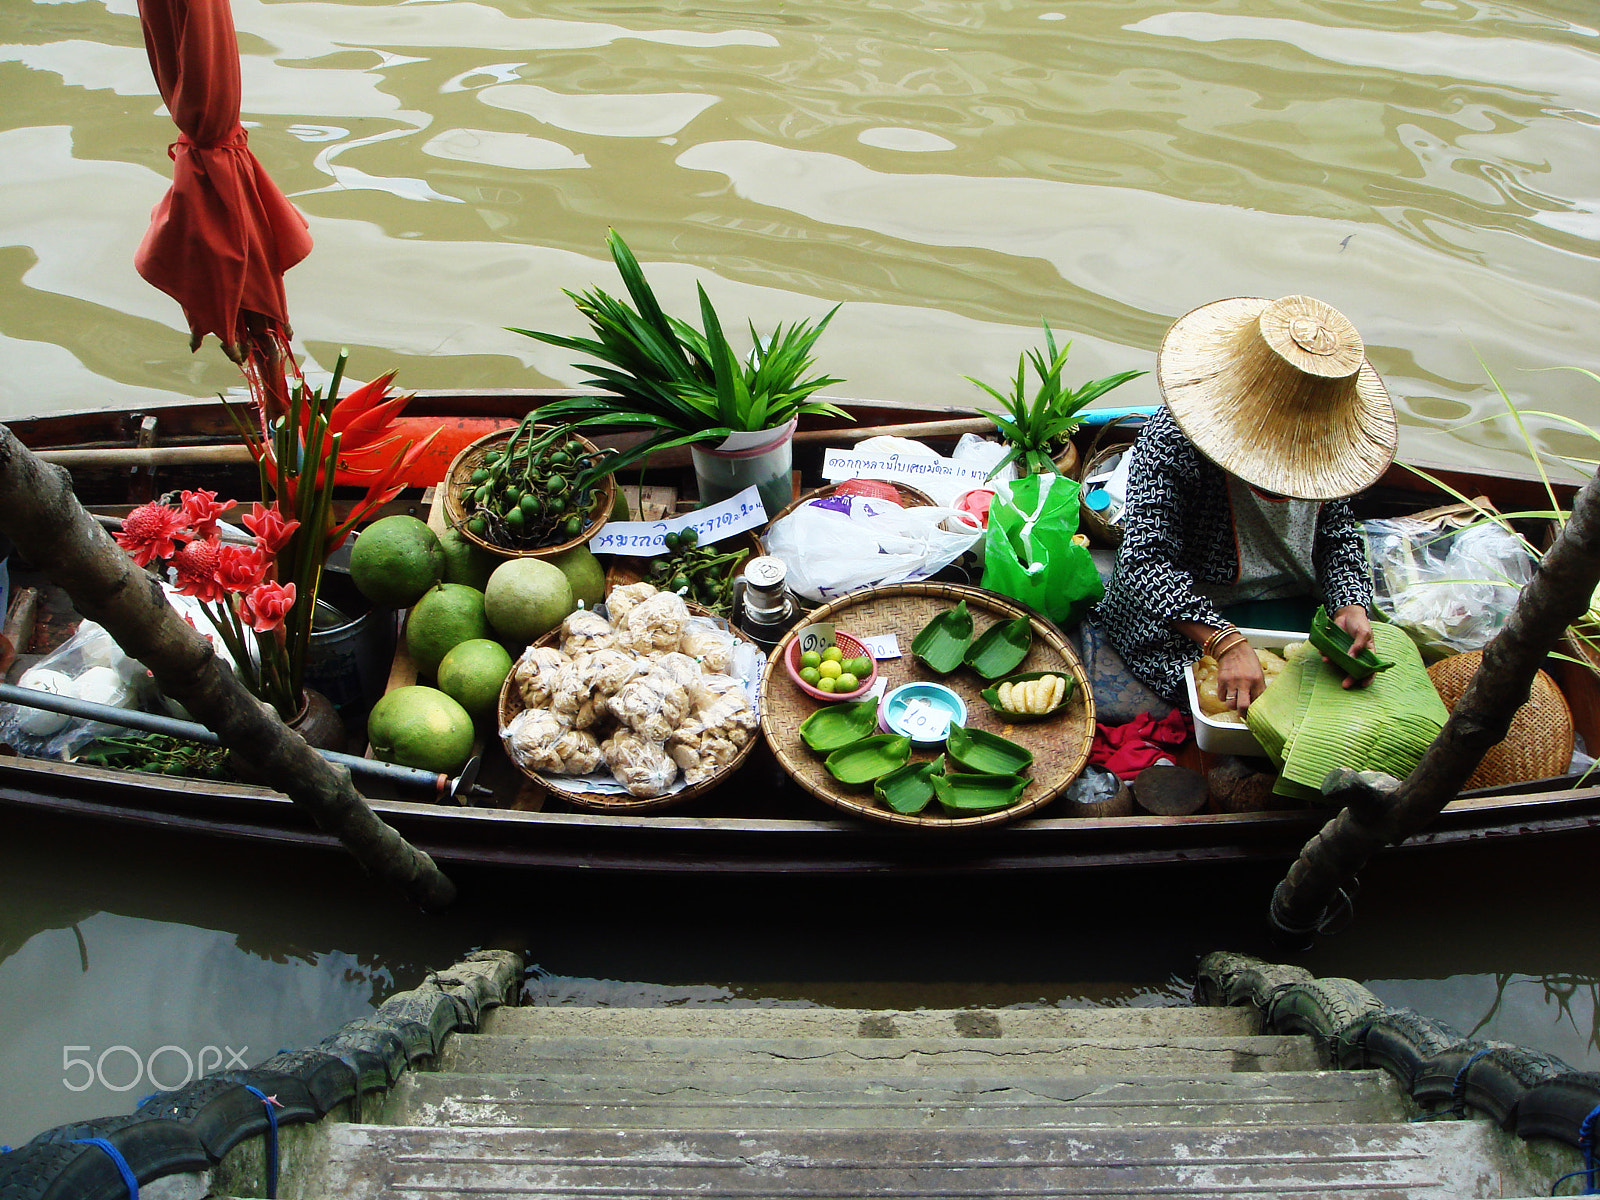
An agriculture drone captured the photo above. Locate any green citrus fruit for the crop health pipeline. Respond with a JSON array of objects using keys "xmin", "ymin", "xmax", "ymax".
[
  {"xmin": 800, "ymin": 649, "xmax": 822, "ymax": 669},
  {"xmin": 406, "ymin": 583, "xmax": 491, "ymax": 678},
  {"xmin": 547, "ymin": 544, "xmax": 606, "ymax": 610},
  {"xmin": 349, "ymin": 515, "xmax": 445, "ymax": 608},
  {"xmin": 439, "ymin": 522, "xmax": 502, "ymax": 592},
  {"xmin": 436, "ymin": 638, "xmax": 514, "ymax": 723},
  {"xmin": 367, "ymin": 685, "xmax": 475, "ymax": 774},
  {"xmin": 836, "ymin": 672, "xmax": 859, "ymax": 692},
  {"xmin": 484, "ymin": 558, "xmax": 574, "ymax": 643},
  {"xmin": 821, "ymin": 646, "xmax": 844, "ymax": 663},
  {"xmin": 799, "ymin": 666, "xmax": 821, "ymax": 686},
  {"xmin": 817, "ymin": 677, "xmax": 837, "ymax": 693}
]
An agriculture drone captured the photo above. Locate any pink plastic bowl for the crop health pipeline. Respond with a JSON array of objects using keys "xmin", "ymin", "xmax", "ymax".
[{"xmin": 785, "ymin": 630, "xmax": 878, "ymax": 702}]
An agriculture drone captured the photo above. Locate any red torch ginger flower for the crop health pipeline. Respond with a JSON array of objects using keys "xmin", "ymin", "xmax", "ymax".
[
  {"xmin": 214, "ymin": 542, "xmax": 268, "ymax": 594},
  {"xmin": 179, "ymin": 489, "xmax": 235, "ymax": 539},
  {"xmin": 240, "ymin": 502, "xmax": 299, "ymax": 556},
  {"xmin": 170, "ymin": 537, "xmax": 226, "ymax": 604},
  {"xmin": 241, "ymin": 581, "xmax": 296, "ymax": 633},
  {"xmin": 115, "ymin": 502, "xmax": 192, "ymax": 567}
]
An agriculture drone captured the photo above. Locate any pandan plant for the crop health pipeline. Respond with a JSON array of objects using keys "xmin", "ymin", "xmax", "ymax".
[
  {"xmin": 509, "ymin": 230, "xmax": 849, "ymax": 488},
  {"xmin": 968, "ymin": 319, "xmax": 1146, "ymax": 480}
]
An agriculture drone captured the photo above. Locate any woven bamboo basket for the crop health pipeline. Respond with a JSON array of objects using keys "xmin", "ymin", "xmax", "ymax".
[
  {"xmin": 759, "ymin": 582, "xmax": 1094, "ymax": 829},
  {"xmin": 442, "ymin": 425, "xmax": 616, "ymax": 558},
  {"xmin": 497, "ymin": 602, "xmax": 760, "ymax": 814},
  {"xmin": 1076, "ymin": 414, "xmax": 1142, "ymax": 548},
  {"xmin": 1427, "ymin": 650, "xmax": 1574, "ymax": 790}
]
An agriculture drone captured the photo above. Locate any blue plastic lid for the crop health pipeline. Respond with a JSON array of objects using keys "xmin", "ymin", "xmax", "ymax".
[
  {"xmin": 1084, "ymin": 488, "xmax": 1111, "ymax": 511},
  {"xmin": 881, "ymin": 683, "xmax": 967, "ymax": 747}
]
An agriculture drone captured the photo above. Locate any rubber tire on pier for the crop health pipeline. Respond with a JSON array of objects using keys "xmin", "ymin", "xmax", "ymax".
[
  {"xmin": 137, "ymin": 1069, "xmax": 316, "ymax": 1158},
  {"xmin": 1515, "ymin": 1072, "xmax": 1600, "ymax": 1149},
  {"xmin": 1265, "ymin": 978, "xmax": 1386, "ymax": 1055},
  {"xmin": 1333, "ymin": 1008, "xmax": 1469, "ymax": 1093},
  {"xmin": 371, "ymin": 987, "xmax": 465, "ymax": 1060},
  {"xmin": 255, "ymin": 1048, "xmax": 360, "ymax": 1116},
  {"xmin": 320, "ymin": 1020, "xmax": 410, "ymax": 1089},
  {"xmin": 1195, "ymin": 951, "xmax": 1314, "ymax": 1008},
  {"xmin": 16, "ymin": 1114, "xmax": 209, "ymax": 1197},
  {"xmin": 1412, "ymin": 1041, "xmax": 1574, "ymax": 1125}
]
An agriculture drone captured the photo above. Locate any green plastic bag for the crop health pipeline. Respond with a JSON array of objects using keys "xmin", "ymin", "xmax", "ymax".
[{"xmin": 980, "ymin": 473, "xmax": 1103, "ymax": 628}]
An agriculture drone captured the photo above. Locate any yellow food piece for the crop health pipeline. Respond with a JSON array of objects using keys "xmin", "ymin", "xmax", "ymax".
[
  {"xmin": 1000, "ymin": 674, "xmax": 1064, "ymax": 715},
  {"xmin": 818, "ymin": 660, "xmax": 842, "ymax": 680}
]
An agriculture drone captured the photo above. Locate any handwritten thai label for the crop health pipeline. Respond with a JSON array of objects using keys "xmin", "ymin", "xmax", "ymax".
[
  {"xmin": 860, "ymin": 634, "xmax": 901, "ymax": 659},
  {"xmin": 587, "ymin": 486, "xmax": 768, "ymax": 556},
  {"xmin": 794, "ymin": 621, "xmax": 836, "ymax": 657},
  {"xmin": 821, "ymin": 449, "xmax": 995, "ymax": 492},
  {"xmin": 898, "ymin": 696, "xmax": 952, "ymax": 739}
]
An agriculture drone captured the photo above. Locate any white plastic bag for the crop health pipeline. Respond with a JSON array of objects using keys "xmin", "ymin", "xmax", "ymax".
[
  {"xmin": 764, "ymin": 494, "xmax": 982, "ymax": 602},
  {"xmin": 1363, "ymin": 517, "xmax": 1537, "ymax": 659}
]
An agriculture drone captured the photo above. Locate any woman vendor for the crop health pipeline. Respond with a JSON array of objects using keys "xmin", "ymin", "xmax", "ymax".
[{"xmin": 1089, "ymin": 294, "xmax": 1398, "ymax": 718}]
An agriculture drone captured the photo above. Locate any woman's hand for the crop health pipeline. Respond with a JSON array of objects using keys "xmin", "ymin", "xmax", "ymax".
[
  {"xmin": 1217, "ymin": 638, "xmax": 1267, "ymax": 712},
  {"xmin": 1331, "ymin": 604, "xmax": 1375, "ymax": 689}
]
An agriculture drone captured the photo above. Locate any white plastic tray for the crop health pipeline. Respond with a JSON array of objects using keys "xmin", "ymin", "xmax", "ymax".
[{"xmin": 1186, "ymin": 627, "xmax": 1306, "ymax": 756}]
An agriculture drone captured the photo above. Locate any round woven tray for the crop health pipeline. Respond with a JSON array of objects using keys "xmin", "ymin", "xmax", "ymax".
[
  {"xmin": 442, "ymin": 425, "xmax": 616, "ymax": 558},
  {"xmin": 759, "ymin": 582, "xmax": 1094, "ymax": 829},
  {"xmin": 497, "ymin": 602, "xmax": 761, "ymax": 814},
  {"xmin": 1427, "ymin": 650, "xmax": 1573, "ymax": 790}
]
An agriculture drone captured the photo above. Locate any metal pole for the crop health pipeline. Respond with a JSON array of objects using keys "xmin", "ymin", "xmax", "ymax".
[{"xmin": 0, "ymin": 681, "xmax": 485, "ymax": 801}]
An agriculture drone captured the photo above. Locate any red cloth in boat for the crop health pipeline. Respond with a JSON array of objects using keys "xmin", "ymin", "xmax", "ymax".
[
  {"xmin": 1088, "ymin": 708, "xmax": 1192, "ymax": 780},
  {"xmin": 134, "ymin": 0, "xmax": 311, "ymax": 355}
]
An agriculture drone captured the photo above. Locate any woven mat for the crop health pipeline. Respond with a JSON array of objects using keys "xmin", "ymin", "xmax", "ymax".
[
  {"xmin": 759, "ymin": 582, "xmax": 1094, "ymax": 829},
  {"xmin": 1428, "ymin": 650, "xmax": 1574, "ymax": 790}
]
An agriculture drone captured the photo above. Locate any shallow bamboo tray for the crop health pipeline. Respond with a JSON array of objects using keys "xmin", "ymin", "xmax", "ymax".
[
  {"xmin": 498, "ymin": 601, "xmax": 760, "ymax": 814},
  {"xmin": 442, "ymin": 425, "xmax": 615, "ymax": 558},
  {"xmin": 759, "ymin": 582, "xmax": 1094, "ymax": 829}
]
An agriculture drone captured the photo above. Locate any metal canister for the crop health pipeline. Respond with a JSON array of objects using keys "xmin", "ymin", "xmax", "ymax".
[{"xmin": 735, "ymin": 555, "xmax": 799, "ymax": 652}]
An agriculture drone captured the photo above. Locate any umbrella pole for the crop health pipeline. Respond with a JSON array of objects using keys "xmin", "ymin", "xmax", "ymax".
[
  {"xmin": 0, "ymin": 423, "xmax": 457, "ymax": 912},
  {"xmin": 1268, "ymin": 465, "xmax": 1600, "ymax": 947}
]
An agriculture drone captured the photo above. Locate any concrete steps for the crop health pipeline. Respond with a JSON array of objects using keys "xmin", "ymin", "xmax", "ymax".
[{"xmin": 282, "ymin": 1003, "xmax": 1548, "ymax": 1199}]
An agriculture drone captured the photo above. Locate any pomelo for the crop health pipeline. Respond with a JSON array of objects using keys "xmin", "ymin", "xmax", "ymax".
[
  {"xmin": 548, "ymin": 544, "xmax": 606, "ymax": 610},
  {"xmin": 367, "ymin": 685, "xmax": 475, "ymax": 774},
  {"xmin": 437, "ymin": 638, "xmax": 514, "ymax": 723},
  {"xmin": 406, "ymin": 583, "xmax": 490, "ymax": 678},
  {"xmin": 348, "ymin": 515, "xmax": 444, "ymax": 608},
  {"xmin": 439, "ymin": 523, "xmax": 501, "ymax": 592},
  {"xmin": 484, "ymin": 558, "xmax": 574, "ymax": 644}
]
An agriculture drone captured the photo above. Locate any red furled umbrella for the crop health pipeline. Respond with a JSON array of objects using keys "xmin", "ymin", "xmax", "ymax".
[{"xmin": 133, "ymin": 0, "xmax": 312, "ymax": 379}]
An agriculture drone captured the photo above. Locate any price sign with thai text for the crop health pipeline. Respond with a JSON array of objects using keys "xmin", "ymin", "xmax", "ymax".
[
  {"xmin": 586, "ymin": 486, "xmax": 768, "ymax": 556},
  {"xmin": 794, "ymin": 621, "xmax": 836, "ymax": 657},
  {"xmin": 821, "ymin": 449, "xmax": 995, "ymax": 493},
  {"xmin": 860, "ymin": 634, "xmax": 901, "ymax": 659}
]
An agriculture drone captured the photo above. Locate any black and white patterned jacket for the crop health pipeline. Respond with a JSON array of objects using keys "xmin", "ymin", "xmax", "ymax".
[{"xmin": 1090, "ymin": 407, "xmax": 1374, "ymax": 702}]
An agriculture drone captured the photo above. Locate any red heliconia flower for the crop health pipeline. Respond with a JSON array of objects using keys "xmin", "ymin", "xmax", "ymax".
[
  {"xmin": 241, "ymin": 581, "xmax": 296, "ymax": 633},
  {"xmin": 115, "ymin": 502, "xmax": 192, "ymax": 567},
  {"xmin": 240, "ymin": 502, "xmax": 300, "ymax": 556},
  {"xmin": 170, "ymin": 537, "xmax": 227, "ymax": 603},
  {"xmin": 179, "ymin": 489, "xmax": 235, "ymax": 539},
  {"xmin": 214, "ymin": 542, "xmax": 268, "ymax": 594}
]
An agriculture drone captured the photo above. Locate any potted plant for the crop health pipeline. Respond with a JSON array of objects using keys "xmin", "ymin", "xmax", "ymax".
[
  {"xmin": 967, "ymin": 320, "xmax": 1146, "ymax": 480},
  {"xmin": 509, "ymin": 230, "xmax": 849, "ymax": 517}
]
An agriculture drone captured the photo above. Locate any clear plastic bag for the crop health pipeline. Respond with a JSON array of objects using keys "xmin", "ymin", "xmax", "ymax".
[
  {"xmin": 0, "ymin": 621, "xmax": 153, "ymax": 759},
  {"xmin": 763, "ymin": 495, "xmax": 982, "ymax": 602},
  {"xmin": 1363, "ymin": 516, "xmax": 1536, "ymax": 659}
]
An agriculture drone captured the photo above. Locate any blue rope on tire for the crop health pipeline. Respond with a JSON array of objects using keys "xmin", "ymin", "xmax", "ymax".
[
  {"xmin": 242, "ymin": 1085, "xmax": 281, "ymax": 1199},
  {"xmin": 71, "ymin": 1136, "xmax": 139, "ymax": 1198},
  {"xmin": 1451, "ymin": 1046, "xmax": 1494, "ymax": 1116},
  {"xmin": 1549, "ymin": 1105, "xmax": 1600, "ymax": 1196}
]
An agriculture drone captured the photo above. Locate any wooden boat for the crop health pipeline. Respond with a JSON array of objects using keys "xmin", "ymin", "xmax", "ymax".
[{"xmin": 2, "ymin": 391, "xmax": 1597, "ymax": 879}]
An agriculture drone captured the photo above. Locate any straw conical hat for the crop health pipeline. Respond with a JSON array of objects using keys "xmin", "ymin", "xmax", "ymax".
[{"xmin": 1156, "ymin": 295, "xmax": 1397, "ymax": 500}]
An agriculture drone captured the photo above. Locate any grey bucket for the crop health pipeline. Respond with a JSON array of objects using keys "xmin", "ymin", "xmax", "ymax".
[{"xmin": 304, "ymin": 569, "xmax": 397, "ymax": 719}]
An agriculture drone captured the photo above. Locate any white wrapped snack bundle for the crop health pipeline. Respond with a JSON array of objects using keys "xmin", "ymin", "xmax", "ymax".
[
  {"xmin": 691, "ymin": 670, "xmax": 751, "ymax": 715},
  {"xmin": 13, "ymin": 667, "xmax": 73, "ymax": 736},
  {"xmin": 667, "ymin": 716, "xmax": 745, "ymax": 786},
  {"xmin": 608, "ymin": 670, "xmax": 691, "ymax": 743},
  {"xmin": 605, "ymin": 581, "xmax": 657, "ymax": 627},
  {"xmin": 578, "ymin": 647, "xmax": 646, "ymax": 697},
  {"xmin": 678, "ymin": 620, "xmax": 736, "ymax": 674},
  {"xmin": 559, "ymin": 609, "xmax": 615, "ymax": 657},
  {"xmin": 503, "ymin": 708, "xmax": 603, "ymax": 776},
  {"xmin": 513, "ymin": 645, "xmax": 570, "ymax": 709},
  {"xmin": 646, "ymin": 651, "xmax": 702, "ymax": 693},
  {"xmin": 549, "ymin": 659, "xmax": 605, "ymax": 729},
  {"xmin": 695, "ymin": 689, "xmax": 759, "ymax": 747},
  {"xmin": 615, "ymin": 590, "xmax": 689, "ymax": 654},
  {"xmin": 601, "ymin": 728, "xmax": 678, "ymax": 797}
]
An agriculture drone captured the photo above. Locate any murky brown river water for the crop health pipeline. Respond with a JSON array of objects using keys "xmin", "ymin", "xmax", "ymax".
[{"xmin": 1, "ymin": 0, "xmax": 1598, "ymax": 1146}]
